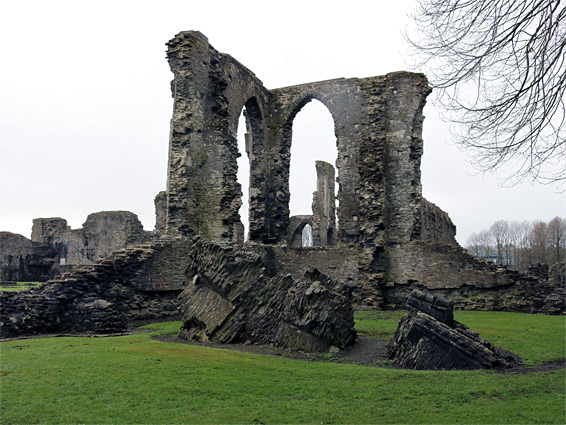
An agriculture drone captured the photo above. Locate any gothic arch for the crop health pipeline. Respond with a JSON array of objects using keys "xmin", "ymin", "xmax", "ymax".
[{"xmin": 271, "ymin": 79, "xmax": 364, "ymax": 244}]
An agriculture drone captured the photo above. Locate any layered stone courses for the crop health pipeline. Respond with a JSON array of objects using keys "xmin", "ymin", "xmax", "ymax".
[
  {"xmin": 177, "ymin": 238, "xmax": 356, "ymax": 352},
  {"xmin": 1, "ymin": 212, "xmax": 152, "ymax": 282},
  {"xmin": 387, "ymin": 290, "xmax": 521, "ymax": 369},
  {"xmin": 0, "ymin": 238, "xmax": 191, "ymax": 338}
]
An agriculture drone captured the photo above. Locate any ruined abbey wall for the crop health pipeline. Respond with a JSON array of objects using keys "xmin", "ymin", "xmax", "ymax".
[
  {"xmin": 159, "ymin": 31, "xmax": 564, "ymax": 313},
  {"xmin": 0, "ymin": 232, "xmax": 56, "ymax": 282},
  {"xmin": 164, "ymin": 31, "xmax": 433, "ymax": 305},
  {"xmin": 0, "ymin": 238, "xmax": 191, "ymax": 338},
  {"xmin": 1, "ymin": 212, "xmax": 153, "ymax": 282}
]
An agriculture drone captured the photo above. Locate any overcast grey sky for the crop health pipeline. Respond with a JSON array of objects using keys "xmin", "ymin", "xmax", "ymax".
[{"xmin": 1, "ymin": 0, "xmax": 564, "ymax": 246}]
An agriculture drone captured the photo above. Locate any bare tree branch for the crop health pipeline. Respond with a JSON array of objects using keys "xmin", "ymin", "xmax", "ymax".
[{"xmin": 408, "ymin": 0, "xmax": 566, "ymax": 185}]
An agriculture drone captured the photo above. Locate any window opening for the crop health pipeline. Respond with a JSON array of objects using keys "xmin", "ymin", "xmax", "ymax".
[
  {"xmin": 236, "ymin": 110, "xmax": 249, "ymax": 241},
  {"xmin": 302, "ymin": 223, "xmax": 313, "ymax": 247},
  {"xmin": 289, "ymin": 99, "xmax": 338, "ymax": 245}
]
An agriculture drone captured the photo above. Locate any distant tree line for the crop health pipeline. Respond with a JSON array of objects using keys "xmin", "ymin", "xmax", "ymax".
[{"xmin": 466, "ymin": 217, "xmax": 566, "ymax": 271}]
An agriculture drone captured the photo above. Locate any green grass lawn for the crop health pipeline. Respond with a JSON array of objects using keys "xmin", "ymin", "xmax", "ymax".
[
  {"xmin": 0, "ymin": 281, "xmax": 43, "ymax": 291},
  {"xmin": 1, "ymin": 311, "xmax": 564, "ymax": 424}
]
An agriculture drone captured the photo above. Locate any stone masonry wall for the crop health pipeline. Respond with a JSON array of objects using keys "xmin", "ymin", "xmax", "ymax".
[
  {"xmin": 1, "ymin": 212, "xmax": 153, "ymax": 283},
  {"xmin": 0, "ymin": 232, "xmax": 57, "ymax": 281},
  {"xmin": 165, "ymin": 31, "xmax": 272, "ymax": 242},
  {"xmin": 32, "ymin": 212, "xmax": 150, "ymax": 267},
  {"xmin": 381, "ymin": 241, "xmax": 565, "ymax": 314},
  {"xmin": 0, "ymin": 238, "xmax": 191, "ymax": 338},
  {"xmin": 162, "ymin": 32, "xmax": 563, "ymax": 314},
  {"xmin": 270, "ymin": 78, "xmax": 364, "ymax": 245},
  {"xmin": 418, "ymin": 199, "xmax": 457, "ymax": 244},
  {"xmin": 154, "ymin": 191, "xmax": 167, "ymax": 236}
]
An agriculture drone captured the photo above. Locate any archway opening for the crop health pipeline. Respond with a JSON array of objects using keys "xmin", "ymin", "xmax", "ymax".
[
  {"xmin": 235, "ymin": 97, "xmax": 263, "ymax": 242},
  {"xmin": 302, "ymin": 223, "xmax": 313, "ymax": 247},
  {"xmin": 236, "ymin": 110, "xmax": 249, "ymax": 241},
  {"xmin": 289, "ymin": 99, "xmax": 338, "ymax": 246}
]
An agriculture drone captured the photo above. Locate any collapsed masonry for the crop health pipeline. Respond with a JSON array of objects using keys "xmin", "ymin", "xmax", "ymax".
[
  {"xmin": 387, "ymin": 290, "xmax": 521, "ymax": 370},
  {"xmin": 1, "ymin": 30, "xmax": 564, "ymax": 340},
  {"xmin": 178, "ymin": 238, "xmax": 356, "ymax": 351}
]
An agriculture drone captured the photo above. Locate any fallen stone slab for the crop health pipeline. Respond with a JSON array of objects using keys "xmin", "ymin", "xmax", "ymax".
[
  {"xmin": 178, "ymin": 238, "xmax": 356, "ymax": 352},
  {"xmin": 387, "ymin": 289, "xmax": 521, "ymax": 370}
]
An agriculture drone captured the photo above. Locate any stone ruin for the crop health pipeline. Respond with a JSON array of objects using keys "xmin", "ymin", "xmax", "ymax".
[
  {"xmin": 1, "ymin": 30, "xmax": 564, "ymax": 344},
  {"xmin": 178, "ymin": 238, "xmax": 356, "ymax": 352},
  {"xmin": 1, "ymin": 211, "xmax": 155, "ymax": 282},
  {"xmin": 387, "ymin": 290, "xmax": 520, "ymax": 369}
]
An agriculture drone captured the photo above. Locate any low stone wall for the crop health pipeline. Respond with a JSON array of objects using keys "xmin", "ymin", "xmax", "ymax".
[
  {"xmin": 383, "ymin": 241, "xmax": 565, "ymax": 314},
  {"xmin": 0, "ymin": 238, "xmax": 192, "ymax": 338}
]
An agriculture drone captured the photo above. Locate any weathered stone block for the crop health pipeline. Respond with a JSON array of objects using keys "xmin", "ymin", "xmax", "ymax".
[
  {"xmin": 387, "ymin": 290, "xmax": 521, "ymax": 369},
  {"xmin": 178, "ymin": 238, "xmax": 356, "ymax": 352}
]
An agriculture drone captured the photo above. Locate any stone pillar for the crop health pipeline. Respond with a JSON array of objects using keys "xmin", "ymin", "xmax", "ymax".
[
  {"xmin": 311, "ymin": 161, "xmax": 336, "ymax": 247},
  {"xmin": 154, "ymin": 191, "xmax": 167, "ymax": 236}
]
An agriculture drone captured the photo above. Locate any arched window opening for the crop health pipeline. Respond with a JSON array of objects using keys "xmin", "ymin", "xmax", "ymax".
[
  {"xmin": 289, "ymin": 99, "xmax": 338, "ymax": 247},
  {"xmin": 236, "ymin": 110, "xmax": 249, "ymax": 241},
  {"xmin": 302, "ymin": 223, "xmax": 313, "ymax": 247}
]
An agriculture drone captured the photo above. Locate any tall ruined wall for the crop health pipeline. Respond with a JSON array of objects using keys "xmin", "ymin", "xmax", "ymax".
[
  {"xmin": 269, "ymin": 78, "xmax": 364, "ymax": 244},
  {"xmin": 353, "ymin": 73, "xmax": 430, "ymax": 305},
  {"xmin": 165, "ymin": 31, "xmax": 272, "ymax": 242},
  {"xmin": 162, "ymin": 31, "xmax": 482, "ymax": 308}
]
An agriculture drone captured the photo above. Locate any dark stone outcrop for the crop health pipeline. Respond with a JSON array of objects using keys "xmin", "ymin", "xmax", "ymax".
[
  {"xmin": 387, "ymin": 290, "xmax": 521, "ymax": 370},
  {"xmin": 178, "ymin": 238, "xmax": 356, "ymax": 352}
]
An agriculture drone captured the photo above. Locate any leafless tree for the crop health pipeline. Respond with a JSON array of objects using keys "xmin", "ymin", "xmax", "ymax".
[
  {"xmin": 528, "ymin": 220, "xmax": 549, "ymax": 263},
  {"xmin": 509, "ymin": 220, "xmax": 532, "ymax": 271},
  {"xmin": 490, "ymin": 220, "xmax": 510, "ymax": 265},
  {"xmin": 547, "ymin": 216, "xmax": 566, "ymax": 262},
  {"xmin": 466, "ymin": 232, "xmax": 484, "ymax": 257},
  {"xmin": 466, "ymin": 229, "xmax": 493, "ymax": 259},
  {"xmin": 408, "ymin": 0, "xmax": 566, "ymax": 184}
]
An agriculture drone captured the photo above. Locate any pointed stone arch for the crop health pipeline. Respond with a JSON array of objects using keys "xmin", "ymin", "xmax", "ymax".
[{"xmin": 270, "ymin": 79, "xmax": 364, "ymax": 245}]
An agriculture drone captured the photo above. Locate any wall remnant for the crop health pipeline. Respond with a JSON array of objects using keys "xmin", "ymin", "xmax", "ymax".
[
  {"xmin": 1, "ymin": 212, "xmax": 154, "ymax": 282},
  {"xmin": 0, "ymin": 238, "xmax": 191, "ymax": 338},
  {"xmin": 0, "ymin": 232, "xmax": 56, "ymax": 282},
  {"xmin": 178, "ymin": 238, "xmax": 356, "ymax": 352},
  {"xmin": 387, "ymin": 290, "xmax": 521, "ymax": 369},
  {"xmin": 311, "ymin": 160, "xmax": 337, "ymax": 247}
]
